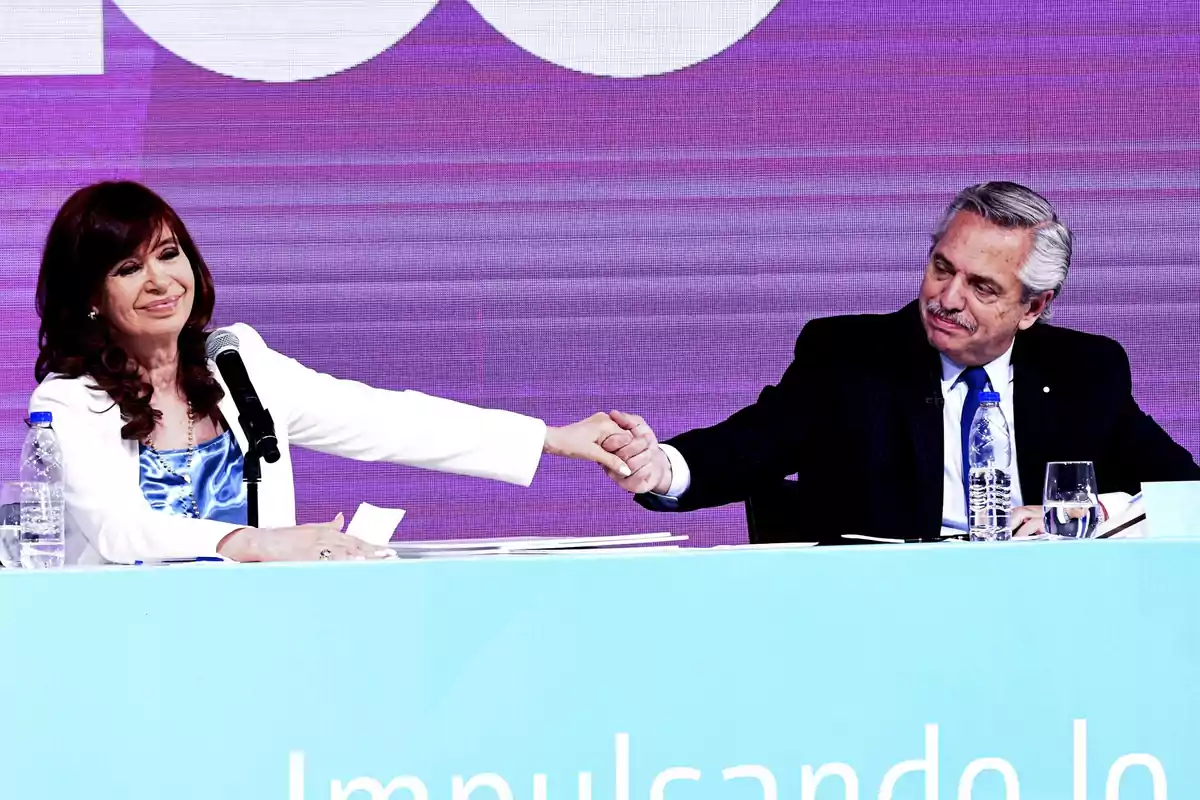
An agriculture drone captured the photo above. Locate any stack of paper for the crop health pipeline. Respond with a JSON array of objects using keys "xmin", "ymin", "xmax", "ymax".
[
  {"xmin": 384, "ymin": 532, "xmax": 687, "ymax": 559},
  {"xmin": 343, "ymin": 502, "xmax": 686, "ymax": 559}
]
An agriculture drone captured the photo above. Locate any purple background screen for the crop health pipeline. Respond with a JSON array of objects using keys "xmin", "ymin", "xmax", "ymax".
[{"xmin": 2, "ymin": 1, "xmax": 1197, "ymax": 546}]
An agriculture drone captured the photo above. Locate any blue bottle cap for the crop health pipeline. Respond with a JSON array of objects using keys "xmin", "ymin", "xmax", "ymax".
[
  {"xmin": 29, "ymin": 411, "xmax": 52, "ymax": 424},
  {"xmin": 979, "ymin": 391, "xmax": 1001, "ymax": 403}
]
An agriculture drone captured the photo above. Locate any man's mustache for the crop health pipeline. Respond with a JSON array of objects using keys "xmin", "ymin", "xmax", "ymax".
[{"xmin": 925, "ymin": 300, "xmax": 978, "ymax": 333}]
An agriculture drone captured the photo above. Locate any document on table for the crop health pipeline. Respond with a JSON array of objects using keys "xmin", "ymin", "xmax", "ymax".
[
  {"xmin": 384, "ymin": 531, "xmax": 687, "ymax": 558},
  {"xmin": 341, "ymin": 503, "xmax": 684, "ymax": 558},
  {"xmin": 345, "ymin": 502, "xmax": 407, "ymax": 546}
]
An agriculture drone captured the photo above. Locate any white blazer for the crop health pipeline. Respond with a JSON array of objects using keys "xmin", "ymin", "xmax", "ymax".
[{"xmin": 28, "ymin": 323, "xmax": 548, "ymax": 565}]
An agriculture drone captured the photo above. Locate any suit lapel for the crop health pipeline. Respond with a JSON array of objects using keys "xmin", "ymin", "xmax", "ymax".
[
  {"xmin": 1012, "ymin": 329, "xmax": 1054, "ymax": 505},
  {"xmin": 897, "ymin": 304, "xmax": 946, "ymax": 538}
]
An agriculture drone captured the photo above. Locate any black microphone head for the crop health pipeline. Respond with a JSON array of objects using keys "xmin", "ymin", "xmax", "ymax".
[{"xmin": 206, "ymin": 328, "xmax": 240, "ymax": 360}]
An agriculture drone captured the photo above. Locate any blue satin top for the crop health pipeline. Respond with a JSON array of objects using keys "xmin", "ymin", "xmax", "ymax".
[{"xmin": 139, "ymin": 430, "xmax": 248, "ymax": 525}]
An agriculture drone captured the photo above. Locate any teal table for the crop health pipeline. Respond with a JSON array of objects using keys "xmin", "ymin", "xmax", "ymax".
[{"xmin": 1, "ymin": 540, "xmax": 1192, "ymax": 799}]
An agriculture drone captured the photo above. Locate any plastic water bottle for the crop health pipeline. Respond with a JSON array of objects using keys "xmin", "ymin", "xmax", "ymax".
[
  {"xmin": 967, "ymin": 392, "xmax": 1013, "ymax": 542},
  {"xmin": 18, "ymin": 411, "xmax": 65, "ymax": 568}
]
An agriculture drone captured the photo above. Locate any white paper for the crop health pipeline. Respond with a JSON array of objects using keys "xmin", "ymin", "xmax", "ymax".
[
  {"xmin": 386, "ymin": 532, "xmax": 682, "ymax": 552},
  {"xmin": 840, "ymin": 534, "xmax": 967, "ymax": 544},
  {"xmin": 345, "ymin": 502, "xmax": 406, "ymax": 546},
  {"xmin": 510, "ymin": 545, "xmax": 684, "ymax": 557},
  {"xmin": 713, "ymin": 541, "xmax": 819, "ymax": 549},
  {"xmin": 383, "ymin": 532, "xmax": 686, "ymax": 559}
]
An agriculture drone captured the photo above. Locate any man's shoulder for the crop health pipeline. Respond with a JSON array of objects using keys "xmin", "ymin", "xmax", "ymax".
[
  {"xmin": 796, "ymin": 304, "xmax": 917, "ymax": 351},
  {"xmin": 1022, "ymin": 321, "xmax": 1127, "ymax": 362},
  {"xmin": 1019, "ymin": 322, "xmax": 1133, "ymax": 390},
  {"xmin": 803, "ymin": 308, "xmax": 907, "ymax": 331}
]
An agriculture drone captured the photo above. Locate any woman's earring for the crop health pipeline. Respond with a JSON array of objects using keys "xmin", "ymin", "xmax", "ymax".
[{"xmin": 87, "ymin": 309, "xmax": 98, "ymax": 321}]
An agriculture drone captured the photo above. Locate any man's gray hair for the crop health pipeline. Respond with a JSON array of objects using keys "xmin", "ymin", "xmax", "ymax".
[{"xmin": 931, "ymin": 181, "xmax": 1073, "ymax": 320}]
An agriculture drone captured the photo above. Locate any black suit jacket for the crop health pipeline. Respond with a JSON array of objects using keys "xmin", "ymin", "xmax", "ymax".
[{"xmin": 641, "ymin": 301, "xmax": 1200, "ymax": 542}]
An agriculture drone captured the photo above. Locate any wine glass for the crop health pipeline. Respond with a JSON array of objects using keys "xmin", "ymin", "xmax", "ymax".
[
  {"xmin": 1042, "ymin": 462, "xmax": 1101, "ymax": 539},
  {"xmin": 0, "ymin": 481, "xmax": 22, "ymax": 568}
]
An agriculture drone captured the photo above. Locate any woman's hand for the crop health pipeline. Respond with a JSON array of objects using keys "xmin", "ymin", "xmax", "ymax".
[
  {"xmin": 600, "ymin": 410, "xmax": 673, "ymax": 495},
  {"xmin": 216, "ymin": 513, "xmax": 385, "ymax": 562},
  {"xmin": 1011, "ymin": 505, "xmax": 1046, "ymax": 538},
  {"xmin": 543, "ymin": 412, "xmax": 634, "ymax": 476}
]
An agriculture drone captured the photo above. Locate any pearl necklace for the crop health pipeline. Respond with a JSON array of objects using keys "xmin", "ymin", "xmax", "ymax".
[{"xmin": 144, "ymin": 403, "xmax": 200, "ymax": 519}]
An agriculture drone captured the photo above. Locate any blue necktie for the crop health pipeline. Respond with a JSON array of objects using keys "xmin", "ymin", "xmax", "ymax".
[{"xmin": 959, "ymin": 365, "xmax": 991, "ymax": 505}]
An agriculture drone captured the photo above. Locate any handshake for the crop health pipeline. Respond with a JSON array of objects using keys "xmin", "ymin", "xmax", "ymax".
[{"xmin": 543, "ymin": 410, "xmax": 672, "ymax": 495}]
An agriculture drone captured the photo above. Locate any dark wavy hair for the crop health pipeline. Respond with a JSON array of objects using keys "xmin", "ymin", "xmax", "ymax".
[{"xmin": 35, "ymin": 181, "xmax": 224, "ymax": 441}]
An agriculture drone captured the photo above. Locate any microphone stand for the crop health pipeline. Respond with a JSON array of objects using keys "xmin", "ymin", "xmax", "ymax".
[
  {"xmin": 238, "ymin": 409, "xmax": 280, "ymax": 529},
  {"xmin": 244, "ymin": 444, "xmax": 262, "ymax": 529}
]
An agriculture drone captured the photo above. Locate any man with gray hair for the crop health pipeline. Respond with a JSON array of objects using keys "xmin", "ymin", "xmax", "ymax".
[{"xmin": 600, "ymin": 181, "xmax": 1199, "ymax": 542}]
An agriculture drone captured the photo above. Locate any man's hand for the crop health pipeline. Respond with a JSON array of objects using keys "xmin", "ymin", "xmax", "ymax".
[
  {"xmin": 1011, "ymin": 505, "xmax": 1045, "ymax": 538},
  {"xmin": 601, "ymin": 410, "xmax": 673, "ymax": 495}
]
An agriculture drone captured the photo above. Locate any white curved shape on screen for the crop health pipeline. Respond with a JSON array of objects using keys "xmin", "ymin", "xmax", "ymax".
[
  {"xmin": 465, "ymin": 0, "xmax": 781, "ymax": 78},
  {"xmin": 110, "ymin": 0, "xmax": 440, "ymax": 82}
]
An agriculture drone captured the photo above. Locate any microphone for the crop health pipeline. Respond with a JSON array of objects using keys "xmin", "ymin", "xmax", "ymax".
[{"xmin": 205, "ymin": 329, "xmax": 281, "ymax": 464}]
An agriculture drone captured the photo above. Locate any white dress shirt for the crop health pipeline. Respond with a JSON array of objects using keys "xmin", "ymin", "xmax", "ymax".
[
  {"xmin": 937, "ymin": 343, "xmax": 1023, "ymax": 537},
  {"xmin": 658, "ymin": 344, "xmax": 1025, "ymax": 537}
]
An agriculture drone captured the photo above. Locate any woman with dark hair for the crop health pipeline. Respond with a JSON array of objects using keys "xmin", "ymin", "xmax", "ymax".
[{"xmin": 31, "ymin": 181, "xmax": 632, "ymax": 565}]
